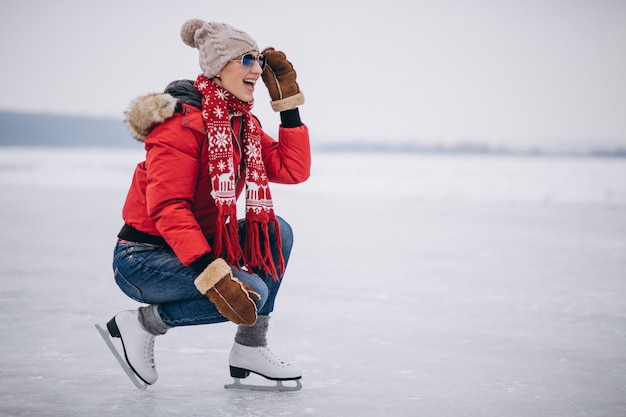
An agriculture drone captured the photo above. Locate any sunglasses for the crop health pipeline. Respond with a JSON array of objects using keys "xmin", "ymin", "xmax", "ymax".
[{"xmin": 232, "ymin": 53, "xmax": 266, "ymax": 70}]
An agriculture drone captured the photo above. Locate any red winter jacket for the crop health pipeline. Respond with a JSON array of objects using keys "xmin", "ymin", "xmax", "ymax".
[{"xmin": 119, "ymin": 92, "xmax": 310, "ymax": 269}]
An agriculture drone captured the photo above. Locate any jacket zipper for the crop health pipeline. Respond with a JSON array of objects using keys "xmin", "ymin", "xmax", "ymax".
[{"xmin": 230, "ymin": 117, "xmax": 245, "ymax": 182}]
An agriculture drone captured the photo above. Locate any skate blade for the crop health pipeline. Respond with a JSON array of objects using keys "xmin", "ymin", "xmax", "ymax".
[
  {"xmin": 95, "ymin": 324, "xmax": 148, "ymax": 391},
  {"xmin": 225, "ymin": 378, "xmax": 302, "ymax": 392}
]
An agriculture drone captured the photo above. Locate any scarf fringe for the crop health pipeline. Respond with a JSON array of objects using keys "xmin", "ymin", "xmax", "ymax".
[
  {"xmin": 244, "ymin": 220, "xmax": 284, "ymax": 281},
  {"xmin": 214, "ymin": 214, "xmax": 243, "ymax": 268}
]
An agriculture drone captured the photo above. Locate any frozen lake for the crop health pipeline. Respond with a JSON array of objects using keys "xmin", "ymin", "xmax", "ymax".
[{"xmin": 1, "ymin": 148, "xmax": 625, "ymax": 416}]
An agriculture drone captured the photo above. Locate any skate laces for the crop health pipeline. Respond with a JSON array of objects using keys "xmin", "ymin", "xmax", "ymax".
[
  {"xmin": 143, "ymin": 334, "xmax": 156, "ymax": 368},
  {"xmin": 259, "ymin": 346, "xmax": 290, "ymax": 368}
]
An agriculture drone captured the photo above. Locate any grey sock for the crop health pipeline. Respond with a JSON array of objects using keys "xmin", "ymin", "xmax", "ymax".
[
  {"xmin": 235, "ymin": 315, "xmax": 269, "ymax": 347},
  {"xmin": 138, "ymin": 305, "xmax": 170, "ymax": 336}
]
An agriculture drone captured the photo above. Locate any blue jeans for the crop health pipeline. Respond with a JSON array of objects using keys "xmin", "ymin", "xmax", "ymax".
[{"xmin": 112, "ymin": 217, "xmax": 293, "ymax": 327}]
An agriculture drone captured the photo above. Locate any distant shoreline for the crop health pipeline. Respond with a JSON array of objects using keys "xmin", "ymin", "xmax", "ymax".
[
  {"xmin": 313, "ymin": 142, "xmax": 626, "ymax": 158},
  {"xmin": 1, "ymin": 111, "xmax": 624, "ymax": 158}
]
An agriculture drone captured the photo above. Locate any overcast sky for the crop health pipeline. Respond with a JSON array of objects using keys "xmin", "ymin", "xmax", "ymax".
[{"xmin": 1, "ymin": 0, "xmax": 625, "ymax": 151}]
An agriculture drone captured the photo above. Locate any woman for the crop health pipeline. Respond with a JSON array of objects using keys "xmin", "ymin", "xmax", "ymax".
[{"xmin": 97, "ymin": 19, "xmax": 310, "ymax": 390}]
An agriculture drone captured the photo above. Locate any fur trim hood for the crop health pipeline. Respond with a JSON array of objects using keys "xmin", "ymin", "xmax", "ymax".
[
  {"xmin": 124, "ymin": 80, "xmax": 201, "ymax": 142},
  {"xmin": 124, "ymin": 93, "xmax": 178, "ymax": 142}
]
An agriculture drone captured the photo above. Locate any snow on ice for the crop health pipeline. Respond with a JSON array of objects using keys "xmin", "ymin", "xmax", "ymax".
[{"xmin": 1, "ymin": 148, "xmax": 625, "ymax": 416}]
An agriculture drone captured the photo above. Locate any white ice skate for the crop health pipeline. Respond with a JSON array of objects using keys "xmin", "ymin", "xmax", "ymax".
[
  {"xmin": 225, "ymin": 342, "xmax": 302, "ymax": 391},
  {"xmin": 95, "ymin": 310, "xmax": 158, "ymax": 390}
]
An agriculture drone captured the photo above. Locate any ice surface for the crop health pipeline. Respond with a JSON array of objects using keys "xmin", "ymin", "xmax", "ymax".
[{"xmin": 1, "ymin": 148, "xmax": 625, "ymax": 416}]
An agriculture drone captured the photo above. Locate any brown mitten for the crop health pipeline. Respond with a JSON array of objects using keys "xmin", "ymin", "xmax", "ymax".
[
  {"xmin": 261, "ymin": 47, "xmax": 305, "ymax": 112},
  {"xmin": 194, "ymin": 258, "xmax": 261, "ymax": 326}
]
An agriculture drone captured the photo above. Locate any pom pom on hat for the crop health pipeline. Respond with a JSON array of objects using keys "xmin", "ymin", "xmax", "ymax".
[
  {"xmin": 180, "ymin": 19, "xmax": 259, "ymax": 79},
  {"xmin": 181, "ymin": 19, "xmax": 204, "ymax": 47}
]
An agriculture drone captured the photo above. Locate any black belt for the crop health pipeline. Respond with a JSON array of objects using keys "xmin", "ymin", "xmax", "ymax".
[{"xmin": 117, "ymin": 224, "xmax": 168, "ymax": 247}]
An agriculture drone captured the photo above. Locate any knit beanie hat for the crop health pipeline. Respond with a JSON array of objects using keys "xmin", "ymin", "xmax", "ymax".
[{"xmin": 180, "ymin": 19, "xmax": 259, "ymax": 79}]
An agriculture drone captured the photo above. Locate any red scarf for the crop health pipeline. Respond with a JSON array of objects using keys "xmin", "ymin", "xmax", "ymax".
[{"xmin": 194, "ymin": 74, "xmax": 283, "ymax": 280}]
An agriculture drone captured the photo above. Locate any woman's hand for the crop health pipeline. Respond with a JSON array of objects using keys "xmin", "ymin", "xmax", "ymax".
[
  {"xmin": 194, "ymin": 258, "xmax": 261, "ymax": 325},
  {"xmin": 261, "ymin": 48, "xmax": 305, "ymax": 112}
]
